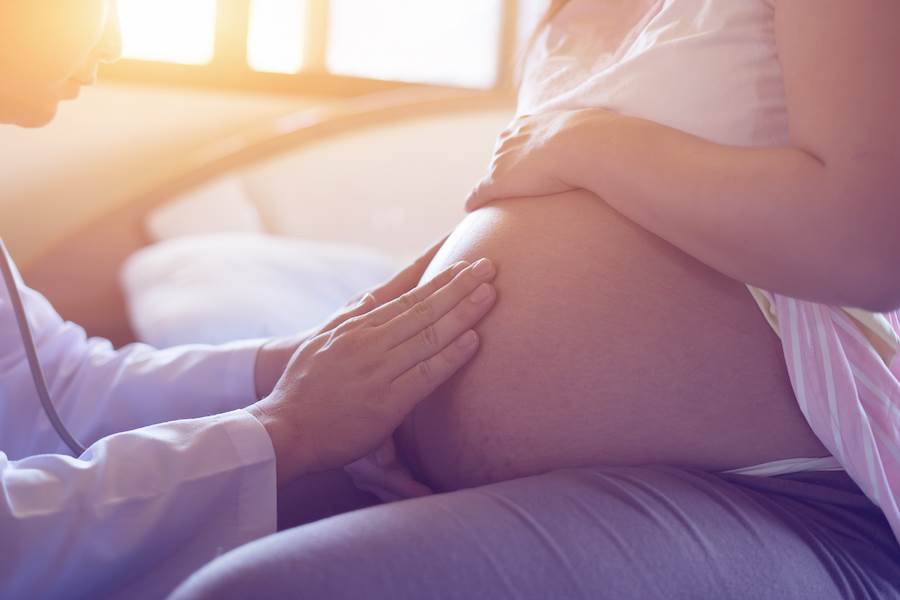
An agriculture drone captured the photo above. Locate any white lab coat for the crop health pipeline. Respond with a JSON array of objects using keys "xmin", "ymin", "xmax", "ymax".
[{"xmin": 0, "ymin": 256, "xmax": 278, "ymax": 598}]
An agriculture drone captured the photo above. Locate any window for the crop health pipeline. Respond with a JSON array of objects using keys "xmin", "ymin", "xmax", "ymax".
[
  {"xmin": 107, "ymin": 0, "xmax": 536, "ymax": 95},
  {"xmin": 327, "ymin": 0, "xmax": 503, "ymax": 89},
  {"xmin": 247, "ymin": 0, "xmax": 307, "ymax": 74},
  {"xmin": 119, "ymin": 0, "xmax": 218, "ymax": 65}
]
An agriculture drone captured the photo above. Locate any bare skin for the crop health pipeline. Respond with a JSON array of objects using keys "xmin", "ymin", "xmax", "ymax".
[{"xmin": 396, "ymin": 190, "xmax": 829, "ymax": 492}]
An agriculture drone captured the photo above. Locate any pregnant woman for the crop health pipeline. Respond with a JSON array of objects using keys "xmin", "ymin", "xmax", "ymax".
[{"xmin": 176, "ymin": 1, "xmax": 900, "ymax": 597}]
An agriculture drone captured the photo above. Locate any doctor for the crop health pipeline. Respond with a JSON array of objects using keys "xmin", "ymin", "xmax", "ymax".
[{"xmin": 0, "ymin": 2, "xmax": 498, "ymax": 598}]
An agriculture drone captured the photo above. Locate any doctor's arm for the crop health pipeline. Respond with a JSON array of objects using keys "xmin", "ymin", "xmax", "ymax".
[
  {"xmin": 2, "ymin": 239, "xmax": 446, "ymax": 458},
  {"xmin": 0, "ymin": 258, "xmax": 496, "ymax": 597},
  {"xmin": 467, "ymin": 0, "xmax": 900, "ymax": 311},
  {"xmin": 0, "ymin": 411, "xmax": 276, "ymax": 599}
]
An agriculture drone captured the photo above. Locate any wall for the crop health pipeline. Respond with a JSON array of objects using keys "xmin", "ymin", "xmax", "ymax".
[{"xmin": 0, "ymin": 83, "xmax": 318, "ymax": 267}]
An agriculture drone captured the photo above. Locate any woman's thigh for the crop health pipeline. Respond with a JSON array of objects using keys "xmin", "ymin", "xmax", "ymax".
[
  {"xmin": 396, "ymin": 191, "xmax": 827, "ymax": 491},
  {"xmin": 171, "ymin": 467, "xmax": 899, "ymax": 600}
]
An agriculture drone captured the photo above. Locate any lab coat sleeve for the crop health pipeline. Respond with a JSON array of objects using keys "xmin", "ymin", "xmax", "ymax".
[
  {"xmin": 0, "ymin": 408, "xmax": 277, "ymax": 599},
  {"xmin": 1, "ymin": 270, "xmax": 268, "ymax": 458}
]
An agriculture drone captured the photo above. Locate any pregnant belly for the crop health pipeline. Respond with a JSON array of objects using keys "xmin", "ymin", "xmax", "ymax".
[{"xmin": 395, "ymin": 190, "xmax": 828, "ymax": 492}]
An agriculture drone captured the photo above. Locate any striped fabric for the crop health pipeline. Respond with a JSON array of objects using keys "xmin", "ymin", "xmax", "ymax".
[{"xmin": 757, "ymin": 289, "xmax": 900, "ymax": 544}]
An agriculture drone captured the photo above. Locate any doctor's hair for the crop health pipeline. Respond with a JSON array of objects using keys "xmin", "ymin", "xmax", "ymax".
[{"xmin": 517, "ymin": 0, "xmax": 572, "ymax": 84}]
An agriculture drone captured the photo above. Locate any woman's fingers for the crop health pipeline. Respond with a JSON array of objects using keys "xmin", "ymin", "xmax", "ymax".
[
  {"xmin": 383, "ymin": 278, "xmax": 495, "ymax": 378},
  {"xmin": 465, "ymin": 179, "xmax": 495, "ymax": 211},
  {"xmin": 388, "ymin": 329, "xmax": 481, "ymax": 413},
  {"xmin": 374, "ymin": 258, "xmax": 497, "ymax": 351}
]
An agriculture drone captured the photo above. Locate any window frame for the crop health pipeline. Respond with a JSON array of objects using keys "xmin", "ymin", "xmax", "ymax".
[{"xmin": 102, "ymin": 0, "xmax": 520, "ymax": 96}]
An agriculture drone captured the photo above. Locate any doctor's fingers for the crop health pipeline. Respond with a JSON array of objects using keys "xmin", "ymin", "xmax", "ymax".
[
  {"xmin": 367, "ymin": 234, "xmax": 451, "ymax": 307},
  {"xmin": 381, "ymin": 278, "xmax": 495, "ymax": 380},
  {"xmin": 351, "ymin": 259, "xmax": 473, "ymax": 330},
  {"xmin": 386, "ymin": 329, "xmax": 481, "ymax": 415},
  {"xmin": 322, "ymin": 255, "xmax": 464, "ymax": 334},
  {"xmin": 372, "ymin": 258, "xmax": 496, "ymax": 350},
  {"xmin": 319, "ymin": 292, "xmax": 379, "ymax": 333}
]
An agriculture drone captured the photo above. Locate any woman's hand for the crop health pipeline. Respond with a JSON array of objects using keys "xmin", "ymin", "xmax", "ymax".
[
  {"xmin": 247, "ymin": 257, "xmax": 498, "ymax": 486},
  {"xmin": 465, "ymin": 109, "xmax": 618, "ymax": 212}
]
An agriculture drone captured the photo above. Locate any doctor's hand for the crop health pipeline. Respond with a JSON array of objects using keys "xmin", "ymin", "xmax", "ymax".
[
  {"xmin": 253, "ymin": 237, "xmax": 448, "ymax": 400},
  {"xmin": 247, "ymin": 257, "xmax": 497, "ymax": 486}
]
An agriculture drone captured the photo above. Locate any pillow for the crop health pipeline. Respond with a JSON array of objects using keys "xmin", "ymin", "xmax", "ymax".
[
  {"xmin": 145, "ymin": 176, "xmax": 265, "ymax": 242},
  {"xmin": 121, "ymin": 233, "xmax": 397, "ymax": 348}
]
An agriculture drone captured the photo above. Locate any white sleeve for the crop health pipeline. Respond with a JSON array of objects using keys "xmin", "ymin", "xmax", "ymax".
[
  {"xmin": 1, "ymin": 262, "xmax": 266, "ymax": 458},
  {"xmin": 0, "ymin": 409, "xmax": 277, "ymax": 599}
]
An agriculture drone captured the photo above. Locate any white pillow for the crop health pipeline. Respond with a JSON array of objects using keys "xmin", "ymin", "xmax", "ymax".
[
  {"xmin": 145, "ymin": 176, "xmax": 265, "ymax": 242},
  {"xmin": 121, "ymin": 233, "xmax": 397, "ymax": 348}
]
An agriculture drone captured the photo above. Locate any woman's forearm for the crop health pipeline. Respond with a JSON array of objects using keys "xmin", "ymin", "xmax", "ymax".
[{"xmin": 565, "ymin": 114, "xmax": 900, "ymax": 311}]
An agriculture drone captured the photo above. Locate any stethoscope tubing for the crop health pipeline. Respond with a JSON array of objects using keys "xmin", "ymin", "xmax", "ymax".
[{"xmin": 0, "ymin": 238, "xmax": 85, "ymax": 455}]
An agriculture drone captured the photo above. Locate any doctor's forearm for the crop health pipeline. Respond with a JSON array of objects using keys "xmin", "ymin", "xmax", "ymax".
[{"xmin": 566, "ymin": 115, "xmax": 900, "ymax": 311}]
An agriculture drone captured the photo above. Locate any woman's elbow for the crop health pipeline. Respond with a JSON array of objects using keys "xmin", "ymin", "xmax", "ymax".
[
  {"xmin": 847, "ymin": 255, "xmax": 900, "ymax": 313},
  {"xmin": 856, "ymin": 285, "xmax": 900, "ymax": 313},
  {"xmin": 837, "ymin": 198, "xmax": 900, "ymax": 312}
]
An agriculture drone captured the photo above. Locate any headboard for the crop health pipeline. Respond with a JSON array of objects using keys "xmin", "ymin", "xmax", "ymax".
[{"xmin": 23, "ymin": 88, "xmax": 515, "ymax": 347}]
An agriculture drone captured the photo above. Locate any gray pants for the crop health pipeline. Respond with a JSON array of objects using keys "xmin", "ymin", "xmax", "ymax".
[{"xmin": 172, "ymin": 466, "xmax": 900, "ymax": 599}]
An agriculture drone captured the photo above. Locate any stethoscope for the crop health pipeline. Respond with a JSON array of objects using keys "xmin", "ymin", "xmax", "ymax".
[{"xmin": 0, "ymin": 238, "xmax": 85, "ymax": 455}]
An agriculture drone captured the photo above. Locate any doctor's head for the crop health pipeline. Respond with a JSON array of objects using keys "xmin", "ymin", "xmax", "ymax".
[{"xmin": 0, "ymin": 0, "xmax": 122, "ymax": 128}]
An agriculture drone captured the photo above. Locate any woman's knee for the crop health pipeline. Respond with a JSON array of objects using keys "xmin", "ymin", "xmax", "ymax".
[
  {"xmin": 173, "ymin": 495, "xmax": 493, "ymax": 599},
  {"xmin": 171, "ymin": 516, "xmax": 382, "ymax": 599}
]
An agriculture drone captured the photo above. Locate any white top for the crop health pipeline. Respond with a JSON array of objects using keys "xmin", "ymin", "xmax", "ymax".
[
  {"xmin": 521, "ymin": 0, "xmax": 789, "ymax": 147},
  {"xmin": 520, "ymin": 0, "xmax": 846, "ymax": 477},
  {"xmin": 0, "ymin": 254, "xmax": 277, "ymax": 598}
]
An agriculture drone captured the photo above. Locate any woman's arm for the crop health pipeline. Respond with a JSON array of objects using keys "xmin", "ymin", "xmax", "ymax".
[{"xmin": 468, "ymin": 0, "xmax": 900, "ymax": 311}]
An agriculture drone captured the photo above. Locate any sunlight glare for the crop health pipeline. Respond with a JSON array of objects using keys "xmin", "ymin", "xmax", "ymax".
[
  {"xmin": 328, "ymin": 0, "xmax": 504, "ymax": 89},
  {"xmin": 118, "ymin": 0, "xmax": 217, "ymax": 65},
  {"xmin": 248, "ymin": 0, "xmax": 307, "ymax": 74}
]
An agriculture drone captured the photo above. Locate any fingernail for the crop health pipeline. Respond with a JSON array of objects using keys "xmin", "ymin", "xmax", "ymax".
[
  {"xmin": 456, "ymin": 330, "xmax": 478, "ymax": 349},
  {"xmin": 472, "ymin": 258, "xmax": 495, "ymax": 279},
  {"xmin": 469, "ymin": 283, "xmax": 494, "ymax": 303}
]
